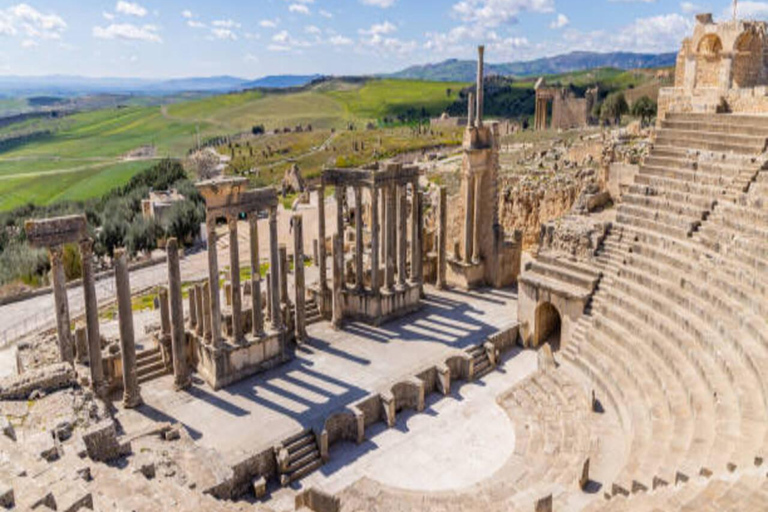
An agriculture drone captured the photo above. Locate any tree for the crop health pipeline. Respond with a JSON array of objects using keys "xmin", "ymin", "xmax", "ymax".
[
  {"xmin": 186, "ymin": 149, "xmax": 220, "ymax": 181},
  {"xmin": 163, "ymin": 200, "xmax": 204, "ymax": 246},
  {"xmin": 631, "ymin": 96, "xmax": 657, "ymax": 127},
  {"xmin": 99, "ymin": 215, "xmax": 128, "ymax": 259},
  {"xmin": 600, "ymin": 92, "xmax": 629, "ymax": 126},
  {"xmin": 126, "ymin": 217, "xmax": 160, "ymax": 257}
]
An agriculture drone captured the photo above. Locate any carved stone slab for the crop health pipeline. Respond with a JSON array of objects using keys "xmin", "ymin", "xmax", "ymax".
[{"xmin": 25, "ymin": 215, "xmax": 87, "ymax": 248}]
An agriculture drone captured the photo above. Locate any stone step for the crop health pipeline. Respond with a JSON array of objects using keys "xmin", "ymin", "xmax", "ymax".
[
  {"xmin": 136, "ymin": 348, "xmax": 161, "ymax": 362},
  {"xmin": 289, "ymin": 443, "xmax": 320, "ymax": 465},
  {"xmin": 286, "ymin": 432, "xmax": 316, "ymax": 454},
  {"xmin": 666, "ymin": 112, "xmax": 768, "ymax": 128},
  {"xmin": 655, "ymin": 129, "xmax": 767, "ymax": 154},
  {"xmin": 286, "ymin": 457, "xmax": 323, "ymax": 484},
  {"xmin": 661, "ymin": 118, "xmax": 768, "ymax": 137},
  {"xmin": 137, "ymin": 367, "xmax": 170, "ymax": 385},
  {"xmin": 526, "ymin": 260, "xmax": 599, "ymax": 290},
  {"xmin": 137, "ymin": 359, "xmax": 167, "ymax": 378}
]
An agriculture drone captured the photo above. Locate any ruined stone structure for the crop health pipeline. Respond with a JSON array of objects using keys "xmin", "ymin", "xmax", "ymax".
[
  {"xmin": 534, "ymin": 79, "xmax": 598, "ymax": 131},
  {"xmin": 194, "ymin": 178, "xmax": 294, "ymax": 389},
  {"xmin": 447, "ymin": 46, "xmax": 523, "ymax": 290},
  {"xmin": 320, "ymin": 162, "xmax": 424, "ymax": 326},
  {"xmin": 659, "ymin": 12, "xmax": 768, "ymax": 117}
]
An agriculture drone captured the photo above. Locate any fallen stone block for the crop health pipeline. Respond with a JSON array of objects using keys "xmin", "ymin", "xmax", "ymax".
[
  {"xmin": 82, "ymin": 420, "xmax": 122, "ymax": 462},
  {"xmin": 0, "ymin": 484, "xmax": 14, "ymax": 509},
  {"xmin": 252, "ymin": 476, "xmax": 267, "ymax": 499},
  {"xmin": 0, "ymin": 416, "xmax": 15, "ymax": 442},
  {"xmin": 0, "ymin": 363, "xmax": 76, "ymax": 400},
  {"xmin": 29, "ymin": 432, "xmax": 60, "ymax": 462}
]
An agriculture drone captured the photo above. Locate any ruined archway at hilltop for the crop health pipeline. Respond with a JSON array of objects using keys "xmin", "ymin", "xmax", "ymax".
[
  {"xmin": 733, "ymin": 30, "xmax": 764, "ymax": 88},
  {"xmin": 534, "ymin": 302, "xmax": 562, "ymax": 352},
  {"xmin": 695, "ymin": 34, "xmax": 724, "ymax": 88}
]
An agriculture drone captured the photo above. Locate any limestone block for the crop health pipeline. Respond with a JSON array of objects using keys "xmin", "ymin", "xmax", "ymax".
[
  {"xmin": 535, "ymin": 494, "xmax": 552, "ymax": 512},
  {"xmin": 82, "ymin": 419, "xmax": 122, "ymax": 462},
  {"xmin": 0, "ymin": 363, "xmax": 76, "ymax": 400},
  {"xmin": 0, "ymin": 485, "xmax": 13, "ymax": 509},
  {"xmin": 0, "ymin": 415, "xmax": 15, "ymax": 441},
  {"xmin": 380, "ymin": 392, "xmax": 396, "ymax": 428},
  {"xmin": 54, "ymin": 484, "xmax": 93, "ymax": 512},
  {"xmin": 435, "ymin": 364, "xmax": 451, "ymax": 396},
  {"xmin": 252, "ymin": 476, "xmax": 267, "ymax": 499},
  {"xmin": 74, "ymin": 327, "xmax": 88, "ymax": 364},
  {"xmin": 132, "ymin": 453, "xmax": 156, "ymax": 479},
  {"xmin": 29, "ymin": 432, "xmax": 60, "ymax": 462},
  {"xmin": 579, "ymin": 458, "xmax": 590, "ymax": 490}
]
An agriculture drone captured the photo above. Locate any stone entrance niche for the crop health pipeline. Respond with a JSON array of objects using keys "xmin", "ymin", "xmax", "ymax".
[
  {"xmin": 534, "ymin": 302, "xmax": 561, "ymax": 351},
  {"xmin": 447, "ymin": 45, "xmax": 522, "ymax": 290},
  {"xmin": 321, "ymin": 162, "xmax": 423, "ymax": 326},
  {"xmin": 25, "ymin": 215, "xmax": 107, "ymax": 397},
  {"xmin": 194, "ymin": 178, "xmax": 295, "ymax": 390}
]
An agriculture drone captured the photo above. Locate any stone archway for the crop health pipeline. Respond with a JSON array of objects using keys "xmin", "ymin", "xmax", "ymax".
[
  {"xmin": 534, "ymin": 302, "xmax": 562, "ymax": 351},
  {"xmin": 695, "ymin": 34, "xmax": 723, "ymax": 88},
  {"xmin": 733, "ymin": 31, "xmax": 763, "ymax": 88}
]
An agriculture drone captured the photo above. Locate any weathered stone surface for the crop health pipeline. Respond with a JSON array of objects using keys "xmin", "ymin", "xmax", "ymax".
[
  {"xmin": 0, "ymin": 363, "xmax": 75, "ymax": 400},
  {"xmin": 24, "ymin": 214, "xmax": 87, "ymax": 248},
  {"xmin": 538, "ymin": 215, "xmax": 610, "ymax": 261},
  {"xmin": 82, "ymin": 419, "xmax": 123, "ymax": 462}
]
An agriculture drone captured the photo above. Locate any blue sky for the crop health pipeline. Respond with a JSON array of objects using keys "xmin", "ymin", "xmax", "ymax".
[{"xmin": 0, "ymin": 0, "xmax": 760, "ymax": 78}]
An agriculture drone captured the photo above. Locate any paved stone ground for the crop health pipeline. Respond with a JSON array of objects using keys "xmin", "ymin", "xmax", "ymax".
[
  {"xmin": 267, "ymin": 347, "xmax": 537, "ymax": 511},
  {"xmin": 116, "ymin": 286, "xmax": 520, "ymax": 468}
]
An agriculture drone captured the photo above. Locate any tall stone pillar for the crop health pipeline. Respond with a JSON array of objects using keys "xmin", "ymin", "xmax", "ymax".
[
  {"xmin": 279, "ymin": 245, "xmax": 288, "ymax": 306},
  {"xmin": 410, "ymin": 180, "xmax": 421, "ymax": 283},
  {"xmin": 437, "ymin": 186, "xmax": 447, "ymax": 289},
  {"xmin": 477, "ymin": 45, "xmax": 485, "ymax": 126},
  {"xmin": 167, "ymin": 238, "xmax": 190, "ymax": 390},
  {"xmin": 317, "ymin": 185, "xmax": 327, "ymax": 292},
  {"xmin": 385, "ymin": 184, "xmax": 396, "ymax": 290},
  {"xmin": 472, "ymin": 173, "xmax": 482, "ymax": 263},
  {"xmin": 115, "ymin": 249, "xmax": 142, "ymax": 408},
  {"xmin": 195, "ymin": 284, "xmax": 204, "ymax": 337},
  {"xmin": 158, "ymin": 287, "xmax": 171, "ymax": 341},
  {"xmin": 268, "ymin": 207, "xmax": 282, "ymax": 330},
  {"xmin": 188, "ymin": 286, "xmax": 197, "ymax": 329},
  {"xmin": 205, "ymin": 217, "xmax": 222, "ymax": 347},
  {"xmin": 202, "ymin": 281, "xmax": 212, "ymax": 341},
  {"xmin": 464, "ymin": 175, "xmax": 475, "ymax": 263},
  {"xmin": 79, "ymin": 239, "xmax": 104, "ymax": 394},
  {"xmin": 293, "ymin": 214, "xmax": 307, "ymax": 343},
  {"xmin": 397, "ymin": 185, "xmax": 407, "ymax": 288},
  {"xmin": 227, "ymin": 216, "xmax": 243, "ymax": 343},
  {"xmin": 354, "ymin": 187, "xmax": 364, "ymax": 291},
  {"xmin": 335, "ymin": 186, "xmax": 345, "ymax": 287},
  {"xmin": 50, "ymin": 246, "xmax": 73, "ymax": 364},
  {"xmin": 249, "ymin": 214, "xmax": 263, "ymax": 337},
  {"xmin": 332, "ymin": 233, "xmax": 343, "ymax": 329},
  {"xmin": 379, "ymin": 187, "xmax": 386, "ymax": 264},
  {"xmin": 468, "ymin": 92, "xmax": 476, "ymax": 128},
  {"xmin": 370, "ymin": 185, "xmax": 380, "ymax": 294}
]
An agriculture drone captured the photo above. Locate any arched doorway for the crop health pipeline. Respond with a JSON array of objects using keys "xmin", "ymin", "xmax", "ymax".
[
  {"xmin": 695, "ymin": 34, "xmax": 723, "ymax": 88},
  {"xmin": 733, "ymin": 31, "xmax": 763, "ymax": 88},
  {"xmin": 534, "ymin": 302, "xmax": 562, "ymax": 351}
]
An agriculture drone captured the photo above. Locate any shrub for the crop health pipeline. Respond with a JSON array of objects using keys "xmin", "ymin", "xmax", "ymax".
[{"xmin": 631, "ymin": 96, "xmax": 657, "ymax": 127}]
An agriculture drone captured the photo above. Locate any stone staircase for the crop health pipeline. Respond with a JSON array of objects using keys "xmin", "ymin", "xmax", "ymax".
[
  {"xmin": 136, "ymin": 347, "xmax": 170, "ymax": 385},
  {"xmin": 304, "ymin": 297, "xmax": 323, "ymax": 326},
  {"xmin": 519, "ymin": 250, "xmax": 603, "ymax": 302},
  {"xmin": 278, "ymin": 429, "xmax": 323, "ymax": 486},
  {"xmin": 467, "ymin": 344, "xmax": 493, "ymax": 379}
]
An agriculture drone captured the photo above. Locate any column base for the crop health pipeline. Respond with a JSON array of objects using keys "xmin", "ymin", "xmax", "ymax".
[
  {"xmin": 446, "ymin": 258, "xmax": 485, "ymax": 290},
  {"xmin": 337, "ymin": 283, "xmax": 421, "ymax": 326}
]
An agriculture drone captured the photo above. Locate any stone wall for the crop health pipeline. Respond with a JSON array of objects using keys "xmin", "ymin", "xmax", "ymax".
[
  {"xmin": 552, "ymin": 95, "xmax": 588, "ymax": 131},
  {"xmin": 0, "ymin": 363, "xmax": 75, "ymax": 400}
]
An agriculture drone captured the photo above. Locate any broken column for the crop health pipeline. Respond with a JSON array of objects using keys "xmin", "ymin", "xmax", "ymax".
[
  {"xmin": 79, "ymin": 238, "xmax": 104, "ymax": 395},
  {"xmin": 476, "ymin": 45, "xmax": 484, "ymax": 127},
  {"xmin": 115, "ymin": 249, "xmax": 142, "ymax": 408},
  {"xmin": 167, "ymin": 238, "xmax": 190, "ymax": 390},
  {"xmin": 249, "ymin": 213, "xmax": 263, "ymax": 336},
  {"xmin": 354, "ymin": 187, "xmax": 364, "ymax": 291},
  {"xmin": 50, "ymin": 246, "xmax": 74, "ymax": 364},
  {"xmin": 437, "ymin": 186, "xmax": 447, "ymax": 289},
  {"xmin": 269, "ymin": 207, "xmax": 282, "ymax": 330},
  {"xmin": 205, "ymin": 217, "xmax": 222, "ymax": 347},
  {"xmin": 397, "ymin": 185, "xmax": 407, "ymax": 288},
  {"xmin": 293, "ymin": 214, "xmax": 307, "ymax": 343},
  {"xmin": 158, "ymin": 287, "xmax": 171, "ymax": 342},
  {"xmin": 228, "ymin": 216, "xmax": 243, "ymax": 343}
]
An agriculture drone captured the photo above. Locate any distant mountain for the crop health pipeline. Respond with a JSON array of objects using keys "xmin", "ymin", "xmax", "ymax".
[
  {"xmin": 242, "ymin": 74, "xmax": 323, "ymax": 89},
  {"xmin": 388, "ymin": 51, "xmax": 677, "ymax": 82}
]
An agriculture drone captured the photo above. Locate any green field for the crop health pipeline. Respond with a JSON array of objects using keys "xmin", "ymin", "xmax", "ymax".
[{"xmin": 0, "ymin": 78, "xmax": 469, "ymax": 210}]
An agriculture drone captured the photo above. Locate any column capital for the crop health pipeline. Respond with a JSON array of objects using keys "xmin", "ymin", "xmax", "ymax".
[
  {"xmin": 49, "ymin": 245, "xmax": 64, "ymax": 264},
  {"xmin": 79, "ymin": 237, "xmax": 94, "ymax": 255},
  {"xmin": 227, "ymin": 215, "xmax": 239, "ymax": 230}
]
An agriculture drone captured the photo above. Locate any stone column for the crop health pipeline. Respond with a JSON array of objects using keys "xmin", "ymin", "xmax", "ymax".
[
  {"xmin": 279, "ymin": 244, "xmax": 288, "ymax": 307},
  {"xmin": 332, "ymin": 233, "xmax": 343, "ymax": 329},
  {"xmin": 50, "ymin": 246, "xmax": 73, "ymax": 364},
  {"xmin": 115, "ymin": 249, "xmax": 141, "ymax": 408},
  {"xmin": 410, "ymin": 180, "xmax": 420, "ymax": 283},
  {"xmin": 317, "ymin": 185, "xmax": 327, "ymax": 292},
  {"xmin": 79, "ymin": 239, "xmax": 104, "ymax": 394},
  {"xmin": 265, "ymin": 271, "xmax": 273, "ymax": 325},
  {"xmin": 476, "ymin": 45, "xmax": 484, "ymax": 126},
  {"xmin": 464, "ymin": 175, "xmax": 475, "ymax": 263},
  {"xmin": 354, "ymin": 186, "xmax": 364, "ymax": 291},
  {"xmin": 293, "ymin": 214, "xmax": 307, "ymax": 343},
  {"xmin": 397, "ymin": 185, "xmax": 407, "ymax": 288},
  {"xmin": 195, "ymin": 284, "xmax": 204, "ymax": 337},
  {"xmin": 335, "ymin": 186, "xmax": 345, "ymax": 287},
  {"xmin": 370, "ymin": 185, "xmax": 380, "ymax": 294},
  {"xmin": 188, "ymin": 286, "xmax": 197, "ymax": 329},
  {"xmin": 472, "ymin": 173, "xmax": 482, "ymax": 263},
  {"xmin": 202, "ymin": 281, "xmax": 212, "ymax": 341},
  {"xmin": 158, "ymin": 287, "xmax": 171, "ymax": 340},
  {"xmin": 249, "ymin": 214, "xmax": 263, "ymax": 337},
  {"xmin": 167, "ymin": 238, "xmax": 190, "ymax": 390},
  {"xmin": 437, "ymin": 186, "xmax": 447, "ymax": 289},
  {"xmin": 205, "ymin": 217, "xmax": 222, "ymax": 347},
  {"xmin": 385, "ymin": 184, "xmax": 396, "ymax": 290},
  {"xmin": 468, "ymin": 92, "xmax": 476, "ymax": 128},
  {"xmin": 268, "ymin": 207, "xmax": 282, "ymax": 330},
  {"xmin": 227, "ymin": 216, "xmax": 243, "ymax": 343}
]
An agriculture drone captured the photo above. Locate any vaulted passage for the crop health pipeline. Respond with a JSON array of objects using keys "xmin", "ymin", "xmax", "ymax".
[{"xmin": 534, "ymin": 302, "xmax": 561, "ymax": 351}]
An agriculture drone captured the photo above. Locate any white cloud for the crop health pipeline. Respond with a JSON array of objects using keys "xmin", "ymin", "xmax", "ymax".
[
  {"xmin": 187, "ymin": 20, "xmax": 205, "ymax": 29},
  {"xmin": 289, "ymin": 4, "xmax": 311, "ymax": 14},
  {"xmin": 452, "ymin": 0, "xmax": 554, "ymax": 28},
  {"xmin": 329, "ymin": 34, "xmax": 352, "ymax": 45},
  {"xmin": 730, "ymin": 1, "xmax": 768, "ymax": 19},
  {"xmin": 361, "ymin": 0, "xmax": 397, "ymax": 7},
  {"xmin": 93, "ymin": 22, "xmax": 161, "ymax": 42},
  {"xmin": 115, "ymin": 1, "xmax": 147, "ymax": 17},
  {"xmin": 425, "ymin": 23, "xmax": 530, "ymax": 60},
  {"xmin": 20, "ymin": 38, "xmax": 37, "ymax": 47},
  {"xmin": 260, "ymin": 18, "xmax": 279, "ymax": 28},
  {"xmin": 680, "ymin": 2, "xmax": 701, "ymax": 13},
  {"xmin": 305, "ymin": 25, "xmax": 321, "ymax": 34},
  {"xmin": 564, "ymin": 12, "xmax": 691, "ymax": 53},
  {"xmin": 359, "ymin": 21, "xmax": 397, "ymax": 35},
  {"xmin": 550, "ymin": 13, "xmax": 569, "ymax": 29},
  {"xmin": 244, "ymin": 53, "xmax": 259, "ymax": 62},
  {"xmin": 181, "ymin": 9, "xmax": 193, "ymax": 19},
  {"xmin": 212, "ymin": 19, "xmax": 241, "ymax": 28},
  {"xmin": 0, "ymin": 4, "xmax": 67, "ymax": 41},
  {"xmin": 103, "ymin": 11, "xmax": 115, "ymax": 21},
  {"xmin": 210, "ymin": 28, "xmax": 237, "ymax": 40},
  {"xmin": 319, "ymin": 9, "xmax": 333, "ymax": 18}
]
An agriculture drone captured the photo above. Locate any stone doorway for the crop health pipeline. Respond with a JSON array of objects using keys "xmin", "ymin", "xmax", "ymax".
[{"xmin": 534, "ymin": 302, "xmax": 561, "ymax": 351}]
